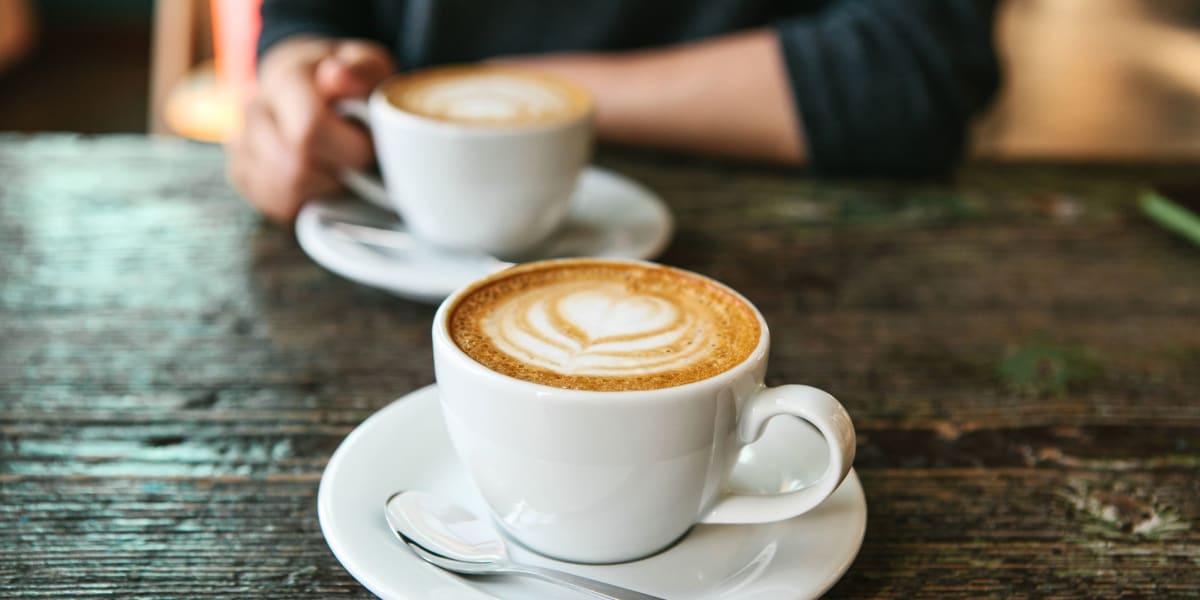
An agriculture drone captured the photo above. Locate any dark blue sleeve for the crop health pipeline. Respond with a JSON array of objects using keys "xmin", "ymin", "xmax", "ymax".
[
  {"xmin": 775, "ymin": 0, "xmax": 1001, "ymax": 175},
  {"xmin": 257, "ymin": 0, "xmax": 377, "ymax": 57}
]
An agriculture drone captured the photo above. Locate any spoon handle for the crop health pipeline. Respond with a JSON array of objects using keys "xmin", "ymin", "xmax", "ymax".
[{"xmin": 503, "ymin": 563, "xmax": 664, "ymax": 600}]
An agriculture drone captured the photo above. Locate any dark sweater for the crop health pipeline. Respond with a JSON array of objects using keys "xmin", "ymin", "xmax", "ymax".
[{"xmin": 259, "ymin": 0, "xmax": 1001, "ymax": 175}]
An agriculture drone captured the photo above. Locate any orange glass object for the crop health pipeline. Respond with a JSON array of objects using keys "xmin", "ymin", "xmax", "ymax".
[{"xmin": 212, "ymin": 0, "xmax": 261, "ymax": 102}]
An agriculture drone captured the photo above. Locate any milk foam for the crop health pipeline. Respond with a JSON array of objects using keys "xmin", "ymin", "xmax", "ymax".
[
  {"xmin": 414, "ymin": 76, "xmax": 566, "ymax": 120},
  {"xmin": 449, "ymin": 260, "xmax": 761, "ymax": 392},
  {"xmin": 391, "ymin": 69, "xmax": 587, "ymax": 125},
  {"xmin": 483, "ymin": 281, "xmax": 716, "ymax": 377}
]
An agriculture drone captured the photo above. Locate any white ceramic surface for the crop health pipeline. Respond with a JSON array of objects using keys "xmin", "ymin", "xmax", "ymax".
[
  {"xmin": 296, "ymin": 167, "xmax": 673, "ymax": 303},
  {"xmin": 432, "ymin": 260, "xmax": 856, "ymax": 563},
  {"xmin": 336, "ymin": 82, "xmax": 592, "ymax": 256},
  {"xmin": 318, "ymin": 385, "xmax": 867, "ymax": 600}
]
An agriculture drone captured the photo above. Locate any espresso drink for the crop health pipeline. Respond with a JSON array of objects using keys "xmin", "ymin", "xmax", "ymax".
[
  {"xmin": 383, "ymin": 65, "xmax": 592, "ymax": 127},
  {"xmin": 449, "ymin": 260, "xmax": 761, "ymax": 391}
]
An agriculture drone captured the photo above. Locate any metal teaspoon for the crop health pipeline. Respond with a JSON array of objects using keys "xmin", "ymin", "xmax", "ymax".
[{"xmin": 383, "ymin": 490, "xmax": 664, "ymax": 600}]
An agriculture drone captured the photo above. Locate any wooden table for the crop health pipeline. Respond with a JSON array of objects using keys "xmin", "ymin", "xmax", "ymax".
[{"xmin": 2, "ymin": 135, "xmax": 1197, "ymax": 598}]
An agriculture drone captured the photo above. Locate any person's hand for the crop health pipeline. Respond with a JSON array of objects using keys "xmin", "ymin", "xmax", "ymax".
[{"xmin": 227, "ymin": 37, "xmax": 394, "ymax": 223}]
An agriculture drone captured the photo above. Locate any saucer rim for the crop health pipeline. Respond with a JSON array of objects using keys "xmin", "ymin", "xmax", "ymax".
[
  {"xmin": 296, "ymin": 166, "xmax": 674, "ymax": 303},
  {"xmin": 317, "ymin": 384, "xmax": 866, "ymax": 600}
]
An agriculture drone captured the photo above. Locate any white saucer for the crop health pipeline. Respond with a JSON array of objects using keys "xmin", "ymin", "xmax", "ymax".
[
  {"xmin": 318, "ymin": 385, "xmax": 867, "ymax": 600},
  {"xmin": 296, "ymin": 167, "xmax": 674, "ymax": 303}
]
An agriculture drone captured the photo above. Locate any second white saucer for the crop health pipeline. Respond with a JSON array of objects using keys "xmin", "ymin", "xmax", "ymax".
[{"xmin": 296, "ymin": 167, "xmax": 673, "ymax": 303}]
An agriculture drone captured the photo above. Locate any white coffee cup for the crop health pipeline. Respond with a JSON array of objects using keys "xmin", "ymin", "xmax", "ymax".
[
  {"xmin": 432, "ymin": 259, "xmax": 856, "ymax": 563},
  {"xmin": 337, "ymin": 66, "xmax": 593, "ymax": 258}
]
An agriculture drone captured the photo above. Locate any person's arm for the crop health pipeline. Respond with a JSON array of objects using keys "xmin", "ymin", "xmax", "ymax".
[
  {"xmin": 504, "ymin": 29, "xmax": 805, "ymax": 165},
  {"xmin": 506, "ymin": 0, "xmax": 1001, "ymax": 175},
  {"xmin": 778, "ymin": 0, "xmax": 1001, "ymax": 175}
]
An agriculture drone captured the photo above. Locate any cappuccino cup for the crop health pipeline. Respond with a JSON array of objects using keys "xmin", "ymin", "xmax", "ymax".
[
  {"xmin": 338, "ymin": 65, "xmax": 594, "ymax": 257},
  {"xmin": 432, "ymin": 258, "xmax": 856, "ymax": 563}
]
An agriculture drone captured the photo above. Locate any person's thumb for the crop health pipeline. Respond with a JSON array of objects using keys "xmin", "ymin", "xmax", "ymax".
[{"xmin": 315, "ymin": 41, "xmax": 395, "ymax": 100}]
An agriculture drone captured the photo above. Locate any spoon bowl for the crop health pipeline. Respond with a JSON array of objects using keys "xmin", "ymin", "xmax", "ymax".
[
  {"xmin": 384, "ymin": 490, "xmax": 507, "ymax": 563},
  {"xmin": 383, "ymin": 490, "xmax": 663, "ymax": 600}
]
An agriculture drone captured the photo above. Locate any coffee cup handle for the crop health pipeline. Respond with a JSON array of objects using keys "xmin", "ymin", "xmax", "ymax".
[
  {"xmin": 333, "ymin": 99, "xmax": 393, "ymax": 211},
  {"xmin": 700, "ymin": 385, "xmax": 856, "ymax": 524}
]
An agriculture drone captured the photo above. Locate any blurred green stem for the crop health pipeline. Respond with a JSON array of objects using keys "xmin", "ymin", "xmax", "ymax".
[{"xmin": 1140, "ymin": 189, "xmax": 1200, "ymax": 248}]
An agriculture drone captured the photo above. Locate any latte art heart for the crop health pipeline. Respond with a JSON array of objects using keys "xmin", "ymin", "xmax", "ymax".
[
  {"xmin": 449, "ymin": 261, "xmax": 762, "ymax": 392},
  {"xmin": 486, "ymin": 284, "xmax": 715, "ymax": 377}
]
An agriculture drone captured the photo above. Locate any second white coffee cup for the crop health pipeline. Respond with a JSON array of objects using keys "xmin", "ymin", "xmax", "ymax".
[{"xmin": 337, "ymin": 65, "xmax": 594, "ymax": 258}]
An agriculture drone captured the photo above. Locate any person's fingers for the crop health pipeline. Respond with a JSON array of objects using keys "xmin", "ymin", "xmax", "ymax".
[
  {"xmin": 227, "ymin": 103, "xmax": 277, "ymax": 214},
  {"xmin": 336, "ymin": 40, "xmax": 395, "ymax": 81},
  {"xmin": 315, "ymin": 41, "xmax": 395, "ymax": 99},
  {"xmin": 312, "ymin": 114, "xmax": 375, "ymax": 170},
  {"xmin": 227, "ymin": 102, "xmax": 300, "ymax": 222},
  {"xmin": 310, "ymin": 43, "xmax": 393, "ymax": 170},
  {"xmin": 229, "ymin": 37, "xmax": 373, "ymax": 222},
  {"xmin": 231, "ymin": 38, "xmax": 392, "ymax": 221},
  {"xmin": 259, "ymin": 44, "xmax": 389, "ymax": 176},
  {"xmin": 314, "ymin": 59, "xmax": 364, "ymax": 101},
  {"xmin": 263, "ymin": 61, "xmax": 325, "ymax": 154},
  {"xmin": 248, "ymin": 106, "xmax": 342, "ymax": 222},
  {"xmin": 229, "ymin": 100, "xmax": 342, "ymax": 223},
  {"xmin": 225, "ymin": 120, "xmax": 255, "ymax": 208}
]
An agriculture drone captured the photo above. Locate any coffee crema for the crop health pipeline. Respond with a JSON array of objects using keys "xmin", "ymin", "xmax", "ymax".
[
  {"xmin": 448, "ymin": 260, "xmax": 761, "ymax": 392},
  {"xmin": 383, "ymin": 65, "xmax": 592, "ymax": 126}
]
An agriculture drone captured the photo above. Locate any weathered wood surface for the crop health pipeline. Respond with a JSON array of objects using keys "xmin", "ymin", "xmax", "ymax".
[{"xmin": 1, "ymin": 135, "xmax": 1197, "ymax": 598}]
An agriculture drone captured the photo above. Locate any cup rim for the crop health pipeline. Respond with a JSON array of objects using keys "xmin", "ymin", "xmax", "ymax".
[
  {"xmin": 369, "ymin": 66, "xmax": 595, "ymax": 136},
  {"xmin": 432, "ymin": 258, "xmax": 771, "ymax": 398}
]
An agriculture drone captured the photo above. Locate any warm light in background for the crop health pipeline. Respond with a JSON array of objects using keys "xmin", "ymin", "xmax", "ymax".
[
  {"xmin": 975, "ymin": 0, "xmax": 1200, "ymax": 159},
  {"xmin": 158, "ymin": 0, "xmax": 260, "ymax": 142}
]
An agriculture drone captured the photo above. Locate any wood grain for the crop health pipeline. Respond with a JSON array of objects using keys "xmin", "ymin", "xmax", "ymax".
[{"xmin": 1, "ymin": 136, "xmax": 1197, "ymax": 598}]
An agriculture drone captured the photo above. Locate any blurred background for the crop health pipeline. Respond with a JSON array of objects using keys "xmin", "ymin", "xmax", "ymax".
[{"xmin": 1, "ymin": 0, "xmax": 1198, "ymax": 160}]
